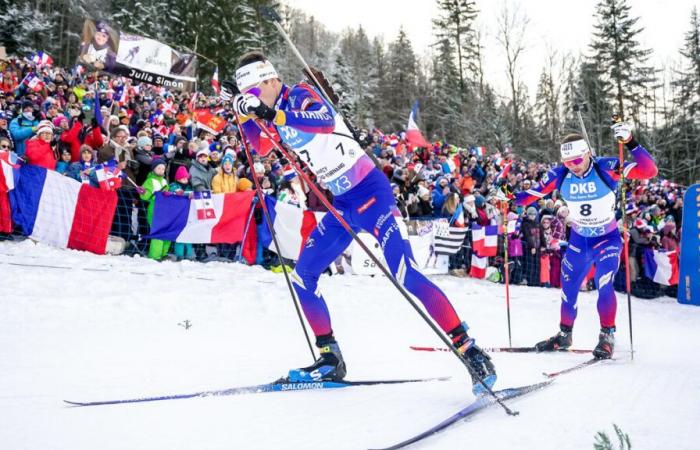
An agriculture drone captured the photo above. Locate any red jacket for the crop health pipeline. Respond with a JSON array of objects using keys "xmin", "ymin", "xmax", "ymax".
[
  {"xmin": 60, "ymin": 120, "xmax": 83, "ymax": 162},
  {"xmin": 83, "ymin": 126, "xmax": 104, "ymax": 150},
  {"xmin": 24, "ymin": 138, "xmax": 57, "ymax": 170}
]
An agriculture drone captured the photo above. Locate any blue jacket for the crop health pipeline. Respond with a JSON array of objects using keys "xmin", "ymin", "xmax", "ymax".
[{"xmin": 9, "ymin": 116, "xmax": 38, "ymax": 157}]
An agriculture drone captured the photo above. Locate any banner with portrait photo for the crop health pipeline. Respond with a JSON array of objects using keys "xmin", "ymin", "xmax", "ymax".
[{"xmin": 77, "ymin": 19, "xmax": 197, "ymax": 91}]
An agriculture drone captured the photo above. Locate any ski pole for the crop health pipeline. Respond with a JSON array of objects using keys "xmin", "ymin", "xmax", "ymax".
[
  {"xmin": 613, "ymin": 115, "xmax": 635, "ymax": 360},
  {"xmin": 573, "ymin": 102, "xmax": 596, "ymax": 157},
  {"xmin": 248, "ymin": 118, "xmax": 518, "ymax": 415},
  {"xmin": 233, "ymin": 113, "xmax": 316, "ymax": 363},
  {"xmin": 500, "ymin": 199, "xmax": 513, "ymax": 348}
]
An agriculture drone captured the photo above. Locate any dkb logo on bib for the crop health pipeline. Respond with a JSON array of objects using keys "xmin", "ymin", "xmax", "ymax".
[{"xmin": 571, "ymin": 182, "xmax": 596, "ymax": 194}]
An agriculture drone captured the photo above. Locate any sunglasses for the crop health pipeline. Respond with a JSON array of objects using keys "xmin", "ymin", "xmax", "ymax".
[
  {"xmin": 0, "ymin": 144, "xmax": 9, "ymax": 149},
  {"xmin": 563, "ymin": 157, "xmax": 584, "ymax": 167}
]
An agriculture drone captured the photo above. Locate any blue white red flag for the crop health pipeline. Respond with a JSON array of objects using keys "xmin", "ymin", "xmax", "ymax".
[
  {"xmin": 8, "ymin": 165, "xmax": 117, "ymax": 254},
  {"xmin": 644, "ymin": 248, "xmax": 679, "ymax": 286}
]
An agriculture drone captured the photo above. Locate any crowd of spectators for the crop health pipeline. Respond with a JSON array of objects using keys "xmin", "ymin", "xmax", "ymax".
[{"xmin": 0, "ymin": 57, "xmax": 687, "ymax": 298}]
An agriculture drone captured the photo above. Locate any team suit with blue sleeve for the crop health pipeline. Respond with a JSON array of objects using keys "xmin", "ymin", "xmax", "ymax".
[
  {"xmin": 515, "ymin": 137, "xmax": 656, "ymax": 356},
  {"xmin": 237, "ymin": 79, "xmax": 496, "ymax": 390}
]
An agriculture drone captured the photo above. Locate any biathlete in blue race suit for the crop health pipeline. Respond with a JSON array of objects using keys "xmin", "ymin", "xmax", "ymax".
[
  {"xmin": 223, "ymin": 51, "xmax": 496, "ymax": 393},
  {"xmin": 516, "ymin": 126, "xmax": 657, "ymax": 359}
]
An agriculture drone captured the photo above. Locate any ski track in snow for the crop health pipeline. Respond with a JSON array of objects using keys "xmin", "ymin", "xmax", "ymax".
[{"xmin": 1, "ymin": 239, "xmax": 699, "ymax": 449}]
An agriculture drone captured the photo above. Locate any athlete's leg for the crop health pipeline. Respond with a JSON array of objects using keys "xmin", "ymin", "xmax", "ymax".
[
  {"xmin": 591, "ymin": 233, "xmax": 623, "ymax": 329},
  {"xmin": 291, "ymin": 212, "xmax": 353, "ymax": 338},
  {"xmin": 559, "ymin": 234, "xmax": 595, "ymax": 328},
  {"xmin": 353, "ymin": 194, "xmax": 461, "ymax": 334}
]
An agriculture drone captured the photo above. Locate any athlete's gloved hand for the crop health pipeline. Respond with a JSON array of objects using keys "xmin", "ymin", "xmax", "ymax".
[
  {"xmin": 611, "ymin": 122, "xmax": 633, "ymax": 143},
  {"xmin": 219, "ymin": 80, "xmax": 238, "ymax": 102},
  {"xmin": 233, "ymin": 93, "xmax": 277, "ymax": 121}
]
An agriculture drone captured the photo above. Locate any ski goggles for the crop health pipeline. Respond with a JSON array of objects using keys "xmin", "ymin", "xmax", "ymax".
[{"xmin": 563, "ymin": 157, "xmax": 585, "ymax": 167}]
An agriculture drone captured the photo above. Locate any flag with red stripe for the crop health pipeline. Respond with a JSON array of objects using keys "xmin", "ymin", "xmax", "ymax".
[
  {"xmin": 9, "ymin": 165, "xmax": 116, "ymax": 254},
  {"xmin": 258, "ymin": 195, "xmax": 325, "ymax": 261}
]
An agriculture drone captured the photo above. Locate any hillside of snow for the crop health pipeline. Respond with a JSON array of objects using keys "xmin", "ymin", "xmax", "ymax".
[{"xmin": 1, "ymin": 239, "xmax": 698, "ymax": 449}]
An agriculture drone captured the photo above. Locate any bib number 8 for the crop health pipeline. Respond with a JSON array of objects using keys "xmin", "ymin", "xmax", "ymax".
[{"xmin": 580, "ymin": 204, "xmax": 592, "ymax": 216}]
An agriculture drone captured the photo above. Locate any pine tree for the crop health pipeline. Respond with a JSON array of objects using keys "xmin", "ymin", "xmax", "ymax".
[
  {"xmin": 425, "ymin": 37, "xmax": 462, "ymax": 142},
  {"xmin": 665, "ymin": 7, "xmax": 700, "ymax": 184},
  {"xmin": 382, "ymin": 28, "xmax": 418, "ymax": 131},
  {"xmin": 432, "ymin": 0, "xmax": 479, "ymax": 96},
  {"xmin": 0, "ymin": 0, "xmax": 59, "ymax": 58},
  {"xmin": 589, "ymin": 0, "xmax": 655, "ymax": 121}
]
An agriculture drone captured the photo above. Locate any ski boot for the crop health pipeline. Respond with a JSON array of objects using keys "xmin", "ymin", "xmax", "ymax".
[
  {"xmin": 449, "ymin": 322, "xmax": 497, "ymax": 395},
  {"xmin": 287, "ymin": 335, "xmax": 347, "ymax": 382},
  {"xmin": 592, "ymin": 327, "xmax": 615, "ymax": 359},
  {"xmin": 535, "ymin": 324, "xmax": 573, "ymax": 352}
]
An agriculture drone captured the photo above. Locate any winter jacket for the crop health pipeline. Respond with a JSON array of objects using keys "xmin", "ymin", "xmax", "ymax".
[
  {"xmin": 211, "ymin": 171, "xmax": 238, "ymax": 194},
  {"xmin": 60, "ymin": 120, "xmax": 84, "ymax": 162},
  {"xmin": 24, "ymin": 138, "xmax": 56, "ymax": 170},
  {"xmin": 140, "ymin": 172, "xmax": 169, "ymax": 223},
  {"xmin": 67, "ymin": 160, "xmax": 98, "ymax": 187},
  {"xmin": 9, "ymin": 116, "xmax": 38, "ymax": 157},
  {"xmin": 190, "ymin": 160, "xmax": 218, "ymax": 192},
  {"xmin": 167, "ymin": 181, "xmax": 192, "ymax": 195},
  {"xmin": 520, "ymin": 217, "xmax": 542, "ymax": 251},
  {"xmin": 83, "ymin": 126, "xmax": 105, "ymax": 150}
]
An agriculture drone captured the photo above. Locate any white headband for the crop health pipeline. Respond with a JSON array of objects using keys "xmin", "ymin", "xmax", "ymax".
[
  {"xmin": 235, "ymin": 60, "xmax": 279, "ymax": 91},
  {"xmin": 560, "ymin": 139, "xmax": 589, "ymax": 161}
]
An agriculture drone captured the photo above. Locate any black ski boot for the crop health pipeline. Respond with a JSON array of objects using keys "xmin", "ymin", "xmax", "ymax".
[
  {"xmin": 535, "ymin": 324, "xmax": 573, "ymax": 352},
  {"xmin": 593, "ymin": 327, "xmax": 615, "ymax": 359},
  {"xmin": 288, "ymin": 335, "xmax": 347, "ymax": 382},
  {"xmin": 449, "ymin": 322, "xmax": 497, "ymax": 395}
]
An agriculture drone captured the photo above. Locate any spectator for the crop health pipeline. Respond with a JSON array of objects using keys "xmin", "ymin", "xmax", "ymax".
[
  {"xmin": 190, "ymin": 147, "xmax": 217, "ymax": 192},
  {"xmin": 0, "ymin": 110, "xmax": 13, "ymax": 150},
  {"xmin": 9, "ymin": 101, "xmax": 39, "ymax": 157},
  {"xmin": 168, "ymin": 166, "xmax": 195, "ymax": 261},
  {"xmin": 212, "ymin": 152, "xmax": 237, "ymax": 194},
  {"xmin": 140, "ymin": 159, "xmax": 170, "ymax": 260},
  {"xmin": 67, "ymin": 145, "xmax": 97, "ymax": 185},
  {"xmin": 55, "ymin": 148, "xmax": 72, "ymax": 174},
  {"xmin": 521, "ymin": 206, "xmax": 542, "ymax": 287},
  {"xmin": 24, "ymin": 121, "xmax": 56, "ymax": 170}
]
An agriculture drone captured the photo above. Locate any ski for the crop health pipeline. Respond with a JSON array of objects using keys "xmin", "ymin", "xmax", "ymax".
[
  {"xmin": 543, "ymin": 358, "xmax": 607, "ymax": 378},
  {"xmin": 410, "ymin": 345, "xmax": 593, "ymax": 354},
  {"xmin": 370, "ymin": 380, "xmax": 553, "ymax": 450},
  {"xmin": 63, "ymin": 376, "xmax": 448, "ymax": 407}
]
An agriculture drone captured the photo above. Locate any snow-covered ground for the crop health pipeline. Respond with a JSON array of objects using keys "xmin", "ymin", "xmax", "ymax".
[{"xmin": 1, "ymin": 239, "xmax": 698, "ymax": 450}]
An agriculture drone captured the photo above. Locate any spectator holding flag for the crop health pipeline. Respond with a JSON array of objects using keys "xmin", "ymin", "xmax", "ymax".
[
  {"xmin": 140, "ymin": 159, "xmax": 170, "ymax": 260},
  {"xmin": 67, "ymin": 145, "xmax": 97, "ymax": 185},
  {"xmin": 168, "ymin": 166, "xmax": 195, "ymax": 261},
  {"xmin": 0, "ymin": 110, "xmax": 13, "ymax": 151}
]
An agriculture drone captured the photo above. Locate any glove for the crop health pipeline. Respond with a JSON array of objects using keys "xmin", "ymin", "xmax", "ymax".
[
  {"xmin": 77, "ymin": 112, "xmax": 85, "ymax": 123},
  {"xmin": 135, "ymin": 186, "xmax": 145, "ymax": 195},
  {"xmin": 233, "ymin": 93, "xmax": 277, "ymax": 121},
  {"xmin": 611, "ymin": 122, "xmax": 633, "ymax": 143},
  {"xmin": 220, "ymin": 80, "xmax": 238, "ymax": 102},
  {"xmin": 162, "ymin": 190, "xmax": 172, "ymax": 197},
  {"xmin": 91, "ymin": 117, "xmax": 98, "ymax": 128}
]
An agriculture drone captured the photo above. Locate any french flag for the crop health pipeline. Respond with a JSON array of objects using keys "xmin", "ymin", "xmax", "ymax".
[
  {"xmin": 94, "ymin": 164, "xmax": 123, "ymax": 191},
  {"xmin": 211, "ymin": 66, "xmax": 220, "ymax": 94},
  {"xmin": 9, "ymin": 165, "xmax": 117, "ymax": 254},
  {"xmin": 469, "ymin": 254, "xmax": 488, "ymax": 279},
  {"xmin": 405, "ymin": 101, "xmax": 431, "ymax": 149},
  {"xmin": 22, "ymin": 73, "xmax": 45, "ymax": 92},
  {"xmin": 0, "ymin": 157, "xmax": 20, "ymax": 233},
  {"xmin": 148, "ymin": 190, "xmax": 255, "ymax": 244},
  {"xmin": 470, "ymin": 146, "xmax": 486, "ymax": 158},
  {"xmin": 496, "ymin": 161, "xmax": 512, "ymax": 181},
  {"xmin": 643, "ymin": 248, "xmax": 679, "ymax": 286},
  {"xmin": 258, "ymin": 196, "xmax": 325, "ymax": 261},
  {"xmin": 32, "ymin": 51, "xmax": 53, "ymax": 66},
  {"xmin": 472, "ymin": 224, "xmax": 499, "ymax": 257}
]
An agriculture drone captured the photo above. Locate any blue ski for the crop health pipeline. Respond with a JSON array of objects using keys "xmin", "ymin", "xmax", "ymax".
[
  {"xmin": 370, "ymin": 380, "xmax": 553, "ymax": 450},
  {"xmin": 64, "ymin": 376, "xmax": 448, "ymax": 407}
]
